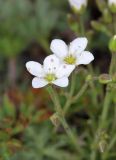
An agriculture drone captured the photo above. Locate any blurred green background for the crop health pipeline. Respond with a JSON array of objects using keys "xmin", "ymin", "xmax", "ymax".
[{"xmin": 0, "ymin": 0, "xmax": 115, "ymax": 160}]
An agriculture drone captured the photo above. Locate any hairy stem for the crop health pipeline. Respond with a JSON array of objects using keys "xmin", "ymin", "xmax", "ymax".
[
  {"xmin": 46, "ymin": 86, "xmax": 82, "ymax": 153},
  {"xmin": 72, "ymin": 81, "xmax": 89, "ymax": 103},
  {"xmin": 100, "ymin": 53, "xmax": 116, "ymax": 129}
]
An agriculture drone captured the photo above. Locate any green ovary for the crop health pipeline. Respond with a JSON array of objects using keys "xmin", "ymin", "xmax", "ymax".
[
  {"xmin": 44, "ymin": 73, "xmax": 57, "ymax": 82},
  {"xmin": 64, "ymin": 55, "xmax": 76, "ymax": 64}
]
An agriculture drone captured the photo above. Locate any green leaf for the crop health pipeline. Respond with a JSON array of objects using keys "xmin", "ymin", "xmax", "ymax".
[
  {"xmin": 2, "ymin": 95, "xmax": 16, "ymax": 119},
  {"xmin": 91, "ymin": 21, "xmax": 112, "ymax": 36}
]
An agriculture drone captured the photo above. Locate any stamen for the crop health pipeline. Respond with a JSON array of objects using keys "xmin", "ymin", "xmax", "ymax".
[
  {"xmin": 64, "ymin": 55, "xmax": 76, "ymax": 64},
  {"xmin": 44, "ymin": 73, "xmax": 57, "ymax": 82}
]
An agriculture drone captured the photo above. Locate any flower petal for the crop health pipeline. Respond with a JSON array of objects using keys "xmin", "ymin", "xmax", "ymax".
[
  {"xmin": 56, "ymin": 64, "xmax": 75, "ymax": 78},
  {"xmin": 77, "ymin": 51, "xmax": 94, "ymax": 65},
  {"xmin": 69, "ymin": 37, "xmax": 88, "ymax": 55},
  {"xmin": 32, "ymin": 77, "xmax": 48, "ymax": 88},
  {"xmin": 50, "ymin": 39, "xmax": 68, "ymax": 58},
  {"xmin": 26, "ymin": 61, "xmax": 43, "ymax": 77},
  {"xmin": 52, "ymin": 77, "xmax": 69, "ymax": 87},
  {"xmin": 43, "ymin": 55, "xmax": 60, "ymax": 73}
]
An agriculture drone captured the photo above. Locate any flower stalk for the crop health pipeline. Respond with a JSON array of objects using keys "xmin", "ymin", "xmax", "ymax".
[
  {"xmin": 100, "ymin": 53, "xmax": 116, "ymax": 129},
  {"xmin": 72, "ymin": 81, "xmax": 89, "ymax": 103},
  {"xmin": 46, "ymin": 86, "xmax": 82, "ymax": 153}
]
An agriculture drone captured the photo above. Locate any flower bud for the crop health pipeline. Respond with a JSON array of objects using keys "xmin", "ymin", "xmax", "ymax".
[
  {"xmin": 68, "ymin": 0, "xmax": 87, "ymax": 14},
  {"xmin": 99, "ymin": 74, "xmax": 112, "ymax": 84},
  {"xmin": 109, "ymin": 35, "xmax": 116, "ymax": 53},
  {"xmin": 50, "ymin": 113, "xmax": 60, "ymax": 127},
  {"xmin": 108, "ymin": 0, "xmax": 116, "ymax": 13},
  {"xmin": 86, "ymin": 74, "xmax": 92, "ymax": 82}
]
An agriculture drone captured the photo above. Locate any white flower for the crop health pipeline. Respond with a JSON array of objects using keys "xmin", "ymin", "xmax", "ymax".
[
  {"xmin": 50, "ymin": 37, "xmax": 94, "ymax": 68},
  {"xmin": 26, "ymin": 55, "xmax": 74, "ymax": 88},
  {"xmin": 108, "ymin": 0, "xmax": 116, "ymax": 6},
  {"xmin": 68, "ymin": 0, "xmax": 87, "ymax": 11}
]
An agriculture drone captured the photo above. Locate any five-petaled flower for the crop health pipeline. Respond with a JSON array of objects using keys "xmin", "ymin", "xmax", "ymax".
[
  {"xmin": 50, "ymin": 37, "xmax": 94, "ymax": 71},
  {"xmin": 26, "ymin": 55, "xmax": 74, "ymax": 88}
]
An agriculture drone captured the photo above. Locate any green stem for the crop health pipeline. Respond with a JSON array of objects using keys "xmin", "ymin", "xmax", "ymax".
[
  {"xmin": 112, "ymin": 101, "xmax": 116, "ymax": 132},
  {"xmin": 46, "ymin": 86, "xmax": 62, "ymax": 114},
  {"xmin": 112, "ymin": 14, "xmax": 116, "ymax": 34},
  {"xmin": 72, "ymin": 81, "xmax": 89, "ymax": 103},
  {"xmin": 79, "ymin": 11, "xmax": 98, "ymax": 107},
  {"xmin": 107, "ymin": 134, "xmax": 116, "ymax": 151},
  {"xmin": 102, "ymin": 134, "xmax": 116, "ymax": 160},
  {"xmin": 88, "ymin": 65, "xmax": 98, "ymax": 107},
  {"xmin": 79, "ymin": 15, "xmax": 85, "ymax": 36},
  {"xmin": 100, "ymin": 88, "xmax": 111, "ymax": 128},
  {"xmin": 100, "ymin": 53, "xmax": 115, "ymax": 129},
  {"xmin": 63, "ymin": 73, "xmax": 76, "ymax": 115},
  {"xmin": 46, "ymin": 86, "xmax": 81, "ymax": 153},
  {"xmin": 59, "ymin": 116, "xmax": 81, "ymax": 152},
  {"xmin": 109, "ymin": 53, "xmax": 116, "ymax": 75},
  {"xmin": 91, "ymin": 30, "xmax": 116, "ymax": 160},
  {"xmin": 91, "ymin": 53, "xmax": 115, "ymax": 160}
]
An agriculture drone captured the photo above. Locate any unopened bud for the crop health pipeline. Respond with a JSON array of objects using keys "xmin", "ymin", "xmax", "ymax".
[
  {"xmin": 86, "ymin": 74, "xmax": 92, "ymax": 82},
  {"xmin": 50, "ymin": 113, "xmax": 60, "ymax": 127},
  {"xmin": 99, "ymin": 74, "xmax": 112, "ymax": 84},
  {"xmin": 108, "ymin": 0, "xmax": 116, "ymax": 13},
  {"xmin": 68, "ymin": 0, "xmax": 87, "ymax": 14},
  {"xmin": 109, "ymin": 35, "xmax": 116, "ymax": 53}
]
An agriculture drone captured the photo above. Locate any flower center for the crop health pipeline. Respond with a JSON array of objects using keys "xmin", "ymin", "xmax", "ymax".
[
  {"xmin": 44, "ymin": 73, "xmax": 57, "ymax": 82},
  {"xmin": 64, "ymin": 55, "xmax": 76, "ymax": 64}
]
